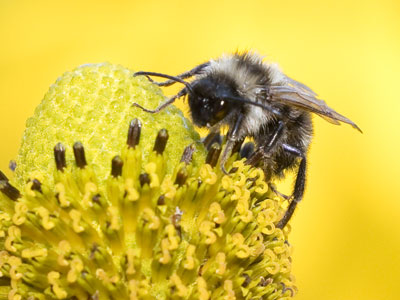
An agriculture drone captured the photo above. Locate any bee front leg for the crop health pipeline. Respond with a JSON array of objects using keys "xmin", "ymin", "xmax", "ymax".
[
  {"xmin": 131, "ymin": 88, "xmax": 187, "ymax": 113},
  {"xmin": 276, "ymin": 144, "xmax": 307, "ymax": 229},
  {"xmin": 220, "ymin": 113, "xmax": 244, "ymax": 174}
]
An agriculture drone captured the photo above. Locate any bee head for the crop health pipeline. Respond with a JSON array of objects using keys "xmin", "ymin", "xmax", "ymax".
[{"xmin": 188, "ymin": 77, "xmax": 238, "ymax": 127}]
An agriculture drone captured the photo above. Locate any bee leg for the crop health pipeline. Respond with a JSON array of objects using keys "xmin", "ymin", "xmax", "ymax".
[
  {"xmin": 131, "ymin": 88, "xmax": 187, "ymax": 113},
  {"xmin": 245, "ymin": 120, "xmax": 285, "ymax": 166},
  {"xmin": 269, "ymin": 184, "xmax": 291, "ymax": 200},
  {"xmin": 276, "ymin": 144, "xmax": 307, "ymax": 229},
  {"xmin": 144, "ymin": 62, "xmax": 210, "ymax": 87},
  {"xmin": 220, "ymin": 113, "xmax": 244, "ymax": 174}
]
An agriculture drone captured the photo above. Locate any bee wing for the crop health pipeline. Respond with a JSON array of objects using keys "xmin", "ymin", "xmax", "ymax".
[{"xmin": 269, "ymin": 81, "xmax": 362, "ymax": 132}]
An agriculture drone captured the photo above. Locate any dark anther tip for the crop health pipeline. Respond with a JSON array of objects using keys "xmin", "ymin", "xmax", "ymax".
[
  {"xmin": 73, "ymin": 142, "xmax": 87, "ymax": 168},
  {"xmin": 180, "ymin": 144, "xmax": 195, "ymax": 164},
  {"xmin": 139, "ymin": 173, "xmax": 150, "ymax": 187},
  {"xmin": 92, "ymin": 194, "xmax": 101, "ymax": 204},
  {"xmin": 240, "ymin": 142, "xmax": 255, "ymax": 159},
  {"xmin": 175, "ymin": 167, "xmax": 188, "ymax": 187},
  {"xmin": 0, "ymin": 170, "xmax": 8, "ymax": 182},
  {"xmin": 54, "ymin": 143, "xmax": 67, "ymax": 171},
  {"xmin": 157, "ymin": 195, "xmax": 165, "ymax": 205},
  {"xmin": 231, "ymin": 138, "xmax": 244, "ymax": 155},
  {"xmin": 111, "ymin": 156, "xmax": 123, "ymax": 178},
  {"xmin": 206, "ymin": 143, "xmax": 221, "ymax": 167},
  {"xmin": 0, "ymin": 180, "xmax": 21, "ymax": 201},
  {"xmin": 153, "ymin": 129, "xmax": 169, "ymax": 154},
  {"xmin": 241, "ymin": 274, "xmax": 251, "ymax": 288},
  {"xmin": 127, "ymin": 118, "xmax": 142, "ymax": 148},
  {"xmin": 31, "ymin": 179, "xmax": 42, "ymax": 193}
]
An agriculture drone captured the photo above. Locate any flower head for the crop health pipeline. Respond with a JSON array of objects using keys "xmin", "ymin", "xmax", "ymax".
[{"xmin": 0, "ymin": 63, "xmax": 296, "ymax": 299}]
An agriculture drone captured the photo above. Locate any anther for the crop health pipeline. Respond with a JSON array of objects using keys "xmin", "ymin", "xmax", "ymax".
[
  {"xmin": 54, "ymin": 143, "xmax": 66, "ymax": 171},
  {"xmin": 153, "ymin": 129, "xmax": 169, "ymax": 154},
  {"xmin": 241, "ymin": 274, "xmax": 251, "ymax": 287},
  {"xmin": 180, "ymin": 144, "xmax": 195, "ymax": 164},
  {"xmin": 127, "ymin": 118, "xmax": 141, "ymax": 148},
  {"xmin": 205, "ymin": 143, "xmax": 221, "ymax": 167},
  {"xmin": 139, "ymin": 173, "xmax": 150, "ymax": 187},
  {"xmin": 0, "ymin": 170, "xmax": 8, "ymax": 181},
  {"xmin": 175, "ymin": 167, "xmax": 188, "ymax": 186},
  {"xmin": 92, "ymin": 194, "xmax": 101, "ymax": 204},
  {"xmin": 111, "ymin": 156, "xmax": 123, "ymax": 178},
  {"xmin": 0, "ymin": 180, "xmax": 21, "ymax": 201},
  {"xmin": 31, "ymin": 179, "xmax": 42, "ymax": 193},
  {"xmin": 73, "ymin": 142, "xmax": 87, "ymax": 168},
  {"xmin": 157, "ymin": 195, "xmax": 165, "ymax": 205}
]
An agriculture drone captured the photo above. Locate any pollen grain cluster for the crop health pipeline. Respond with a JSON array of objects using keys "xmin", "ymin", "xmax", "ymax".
[{"xmin": 0, "ymin": 63, "xmax": 296, "ymax": 299}]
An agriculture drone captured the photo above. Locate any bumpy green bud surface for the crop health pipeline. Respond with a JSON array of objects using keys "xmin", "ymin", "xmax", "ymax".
[
  {"xmin": 15, "ymin": 62, "xmax": 203, "ymax": 188},
  {"xmin": 0, "ymin": 63, "xmax": 296, "ymax": 300}
]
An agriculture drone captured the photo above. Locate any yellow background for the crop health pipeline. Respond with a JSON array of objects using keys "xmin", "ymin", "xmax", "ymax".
[{"xmin": 0, "ymin": 0, "xmax": 399, "ymax": 299}]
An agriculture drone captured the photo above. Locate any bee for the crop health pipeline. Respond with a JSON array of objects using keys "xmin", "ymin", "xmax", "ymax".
[{"xmin": 133, "ymin": 52, "xmax": 361, "ymax": 228}]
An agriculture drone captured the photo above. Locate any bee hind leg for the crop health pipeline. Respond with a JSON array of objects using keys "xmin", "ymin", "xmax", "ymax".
[
  {"xmin": 220, "ymin": 113, "xmax": 245, "ymax": 175},
  {"xmin": 276, "ymin": 144, "xmax": 307, "ymax": 229}
]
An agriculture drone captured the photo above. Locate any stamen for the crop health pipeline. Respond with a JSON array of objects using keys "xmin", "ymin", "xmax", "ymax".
[
  {"xmin": 157, "ymin": 195, "xmax": 165, "ymax": 205},
  {"xmin": 0, "ymin": 170, "xmax": 8, "ymax": 181},
  {"xmin": 0, "ymin": 180, "xmax": 21, "ymax": 200},
  {"xmin": 127, "ymin": 118, "xmax": 141, "ymax": 148},
  {"xmin": 205, "ymin": 143, "xmax": 221, "ymax": 167},
  {"xmin": 242, "ymin": 273, "xmax": 251, "ymax": 287},
  {"xmin": 175, "ymin": 167, "xmax": 188, "ymax": 186},
  {"xmin": 139, "ymin": 173, "xmax": 150, "ymax": 187},
  {"xmin": 111, "ymin": 156, "xmax": 123, "ymax": 178},
  {"xmin": 30, "ymin": 179, "xmax": 42, "ymax": 193},
  {"xmin": 73, "ymin": 142, "xmax": 87, "ymax": 168},
  {"xmin": 180, "ymin": 144, "xmax": 195, "ymax": 164},
  {"xmin": 153, "ymin": 129, "xmax": 169, "ymax": 154},
  {"xmin": 92, "ymin": 194, "xmax": 101, "ymax": 204},
  {"xmin": 54, "ymin": 143, "xmax": 66, "ymax": 171}
]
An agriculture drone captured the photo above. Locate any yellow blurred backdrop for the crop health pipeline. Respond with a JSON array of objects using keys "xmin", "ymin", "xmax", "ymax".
[{"xmin": 1, "ymin": 0, "xmax": 399, "ymax": 299}]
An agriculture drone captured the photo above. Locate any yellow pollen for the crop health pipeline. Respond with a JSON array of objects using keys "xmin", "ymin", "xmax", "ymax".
[
  {"xmin": 82, "ymin": 182, "xmax": 97, "ymax": 208},
  {"xmin": 200, "ymin": 164, "xmax": 217, "ymax": 185},
  {"xmin": 48, "ymin": 271, "xmax": 67, "ymax": 299},
  {"xmin": 69, "ymin": 209, "xmax": 84, "ymax": 233},
  {"xmin": 35, "ymin": 207, "xmax": 55, "ymax": 230},
  {"xmin": 170, "ymin": 273, "xmax": 188, "ymax": 297},
  {"xmin": 55, "ymin": 183, "xmax": 69, "ymax": 207}
]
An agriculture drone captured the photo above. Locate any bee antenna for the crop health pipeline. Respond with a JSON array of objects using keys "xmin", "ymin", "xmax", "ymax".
[
  {"xmin": 134, "ymin": 71, "xmax": 194, "ymax": 94},
  {"xmin": 224, "ymin": 96, "xmax": 282, "ymax": 118}
]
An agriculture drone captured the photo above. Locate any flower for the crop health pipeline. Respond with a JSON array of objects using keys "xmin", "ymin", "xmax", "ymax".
[{"xmin": 0, "ymin": 63, "xmax": 296, "ymax": 299}]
